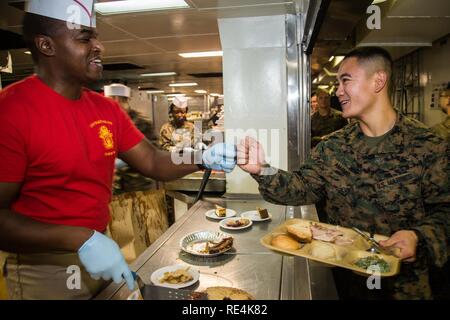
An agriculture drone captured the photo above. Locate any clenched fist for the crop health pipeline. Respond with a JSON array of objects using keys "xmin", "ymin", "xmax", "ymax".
[{"xmin": 237, "ymin": 137, "xmax": 267, "ymax": 175}]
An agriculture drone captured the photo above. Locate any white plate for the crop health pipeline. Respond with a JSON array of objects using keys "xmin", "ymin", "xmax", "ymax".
[
  {"xmin": 219, "ymin": 217, "xmax": 253, "ymax": 230},
  {"xmin": 241, "ymin": 210, "xmax": 272, "ymax": 222},
  {"xmin": 150, "ymin": 264, "xmax": 200, "ymax": 289},
  {"xmin": 205, "ymin": 208, "xmax": 237, "ymax": 220}
]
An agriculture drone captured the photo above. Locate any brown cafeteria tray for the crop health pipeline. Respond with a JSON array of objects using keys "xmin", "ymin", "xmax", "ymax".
[{"xmin": 260, "ymin": 218, "xmax": 401, "ymax": 277}]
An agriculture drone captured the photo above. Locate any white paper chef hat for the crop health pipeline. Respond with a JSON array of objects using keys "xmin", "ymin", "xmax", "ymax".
[
  {"xmin": 172, "ymin": 96, "xmax": 188, "ymax": 109},
  {"xmin": 104, "ymin": 83, "xmax": 131, "ymax": 98},
  {"xmin": 25, "ymin": 0, "xmax": 96, "ymax": 28}
]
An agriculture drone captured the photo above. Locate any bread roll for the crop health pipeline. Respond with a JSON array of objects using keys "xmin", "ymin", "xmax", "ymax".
[
  {"xmin": 271, "ymin": 234, "xmax": 300, "ymax": 250},
  {"xmin": 286, "ymin": 222, "xmax": 312, "ymax": 243}
]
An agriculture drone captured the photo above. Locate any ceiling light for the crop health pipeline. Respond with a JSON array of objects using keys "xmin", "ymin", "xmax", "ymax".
[
  {"xmin": 166, "ymin": 94, "xmax": 186, "ymax": 97},
  {"xmin": 147, "ymin": 90, "xmax": 165, "ymax": 94},
  {"xmin": 210, "ymin": 93, "xmax": 221, "ymax": 97},
  {"xmin": 323, "ymin": 67, "xmax": 337, "ymax": 77},
  {"xmin": 24, "ymin": 51, "xmax": 32, "ymax": 55},
  {"xmin": 95, "ymin": 0, "xmax": 189, "ymax": 15},
  {"xmin": 195, "ymin": 90, "xmax": 207, "ymax": 94},
  {"xmin": 318, "ymin": 85, "xmax": 329, "ymax": 89},
  {"xmin": 312, "ymin": 78, "xmax": 318, "ymax": 84},
  {"xmin": 328, "ymin": 56, "xmax": 334, "ymax": 62},
  {"xmin": 178, "ymin": 51, "xmax": 223, "ymax": 58},
  {"xmin": 169, "ymin": 83, "xmax": 198, "ymax": 87},
  {"xmin": 333, "ymin": 56, "xmax": 345, "ymax": 67},
  {"xmin": 141, "ymin": 72, "xmax": 176, "ymax": 77},
  {"xmin": 371, "ymin": 0, "xmax": 387, "ymax": 4}
]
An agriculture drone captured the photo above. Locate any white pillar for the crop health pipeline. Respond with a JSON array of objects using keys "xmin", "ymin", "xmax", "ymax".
[{"xmin": 218, "ymin": 15, "xmax": 288, "ymax": 194}]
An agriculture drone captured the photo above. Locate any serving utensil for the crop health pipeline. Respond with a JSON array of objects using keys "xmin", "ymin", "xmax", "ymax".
[
  {"xmin": 132, "ymin": 272, "xmax": 207, "ymax": 300},
  {"xmin": 352, "ymin": 227, "xmax": 397, "ymax": 256}
]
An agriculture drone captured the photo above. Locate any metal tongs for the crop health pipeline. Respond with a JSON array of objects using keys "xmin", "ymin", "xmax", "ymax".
[{"xmin": 352, "ymin": 227, "xmax": 397, "ymax": 256}]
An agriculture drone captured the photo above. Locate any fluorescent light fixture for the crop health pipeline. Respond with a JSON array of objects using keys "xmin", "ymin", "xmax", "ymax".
[
  {"xmin": 328, "ymin": 56, "xmax": 334, "ymax": 62},
  {"xmin": 333, "ymin": 56, "xmax": 345, "ymax": 67},
  {"xmin": 24, "ymin": 51, "xmax": 32, "ymax": 55},
  {"xmin": 147, "ymin": 90, "xmax": 165, "ymax": 94},
  {"xmin": 312, "ymin": 78, "xmax": 318, "ymax": 84},
  {"xmin": 179, "ymin": 51, "xmax": 223, "ymax": 58},
  {"xmin": 166, "ymin": 94, "xmax": 186, "ymax": 97},
  {"xmin": 95, "ymin": 0, "xmax": 189, "ymax": 15},
  {"xmin": 371, "ymin": 0, "xmax": 387, "ymax": 4},
  {"xmin": 318, "ymin": 73, "xmax": 325, "ymax": 82},
  {"xmin": 323, "ymin": 67, "xmax": 337, "ymax": 77},
  {"xmin": 169, "ymin": 83, "xmax": 198, "ymax": 87},
  {"xmin": 141, "ymin": 72, "xmax": 176, "ymax": 77},
  {"xmin": 210, "ymin": 93, "xmax": 221, "ymax": 97},
  {"xmin": 318, "ymin": 85, "xmax": 329, "ymax": 89},
  {"xmin": 195, "ymin": 90, "xmax": 207, "ymax": 94}
]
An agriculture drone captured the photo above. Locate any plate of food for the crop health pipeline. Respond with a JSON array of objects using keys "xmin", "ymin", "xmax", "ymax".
[
  {"xmin": 180, "ymin": 231, "xmax": 234, "ymax": 257},
  {"xmin": 219, "ymin": 217, "xmax": 252, "ymax": 230},
  {"xmin": 205, "ymin": 205, "xmax": 237, "ymax": 220},
  {"xmin": 191, "ymin": 286, "xmax": 254, "ymax": 300},
  {"xmin": 241, "ymin": 207, "xmax": 272, "ymax": 222},
  {"xmin": 150, "ymin": 264, "xmax": 199, "ymax": 289}
]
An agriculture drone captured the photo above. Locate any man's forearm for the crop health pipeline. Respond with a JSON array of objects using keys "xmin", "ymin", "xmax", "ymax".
[
  {"xmin": 0, "ymin": 209, "xmax": 93, "ymax": 253},
  {"xmin": 150, "ymin": 149, "xmax": 199, "ymax": 181}
]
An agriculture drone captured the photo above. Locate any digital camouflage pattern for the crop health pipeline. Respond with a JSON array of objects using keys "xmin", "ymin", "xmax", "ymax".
[
  {"xmin": 432, "ymin": 116, "xmax": 450, "ymax": 143},
  {"xmin": 252, "ymin": 112, "xmax": 450, "ymax": 299},
  {"xmin": 311, "ymin": 108, "xmax": 348, "ymax": 147},
  {"xmin": 113, "ymin": 109, "xmax": 154, "ymax": 194},
  {"xmin": 159, "ymin": 121, "xmax": 196, "ymax": 152}
]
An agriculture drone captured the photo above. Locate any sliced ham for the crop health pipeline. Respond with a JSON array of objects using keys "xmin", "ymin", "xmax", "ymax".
[{"xmin": 311, "ymin": 223, "xmax": 343, "ymax": 242}]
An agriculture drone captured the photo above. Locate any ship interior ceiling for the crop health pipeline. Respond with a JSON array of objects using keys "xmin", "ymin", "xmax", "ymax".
[{"xmin": 1, "ymin": 0, "xmax": 449, "ymax": 95}]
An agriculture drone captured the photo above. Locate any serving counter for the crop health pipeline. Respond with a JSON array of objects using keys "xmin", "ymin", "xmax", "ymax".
[{"xmin": 96, "ymin": 196, "xmax": 338, "ymax": 300}]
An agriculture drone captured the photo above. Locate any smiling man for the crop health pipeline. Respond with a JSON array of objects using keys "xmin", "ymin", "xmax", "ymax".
[
  {"xmin": 238, "ymin": 47, "xmax": 450, "ymax": 299},
  {"xmin": 0, "ymin": 0, "xmax": 236, "ymax": 300}
]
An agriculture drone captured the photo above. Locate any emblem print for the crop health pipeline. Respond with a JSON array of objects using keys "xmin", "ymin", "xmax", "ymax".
[{"xmin": 98, "ymin": 125, "xmax": 114, "ymax": 149}]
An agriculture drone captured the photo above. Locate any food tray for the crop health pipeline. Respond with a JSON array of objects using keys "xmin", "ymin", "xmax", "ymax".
[{"xmin": 260, "ymin": 219, "xmax": 401, "ymax": 277}]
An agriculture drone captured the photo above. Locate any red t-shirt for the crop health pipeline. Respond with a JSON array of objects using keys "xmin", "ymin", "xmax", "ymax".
[{"xmin": 0, "ymin": 75, "xmax": 144, "ymax": 231}]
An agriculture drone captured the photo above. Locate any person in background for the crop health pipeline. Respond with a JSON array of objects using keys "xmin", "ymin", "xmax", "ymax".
[
  {"xmin": 159, "ymin": 96, "xmax": 197, "ymax": 152},
  {"xmin": 432, "ymin": 85, "xmax": 450, "ymax": 142},
  {"xmin": 104, "ymin": 83, "xmax": 154, "ymax": 194},
  {"xmin": 311, "ymin": 90, "xmax": 348, "ymax": 147},
  {"xmin": 310, "ymin": 91, "xmax": 319, "ymax": 115},
  {"xmin": 0, "ymin": 0, "xmax": 236, "ymax": 300},
  {"xmin": 238, "ymin": 47, "xmax": 449, "ymax": 299}
]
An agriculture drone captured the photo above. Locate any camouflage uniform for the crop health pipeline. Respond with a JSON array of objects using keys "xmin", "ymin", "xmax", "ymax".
[
  {"xmin": 159, "ymin": 121, "xmax": 196, "ymax": 152},
  {"xmin": 432, "ymin": 116, "xmax": 450, "ymax": 143},
  {"xmin": 311, "ymin": 108, "xmax": 348, "ymax": 147},
  {"xmin": 252, "ymin": 112, "xmax": 450, "ymax": 299},
  {"xmin": 113, "ymin": 109, "xmax": 154, "ymax": 194}
]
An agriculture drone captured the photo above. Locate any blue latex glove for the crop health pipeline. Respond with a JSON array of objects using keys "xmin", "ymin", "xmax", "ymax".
[
  {"xmin": 202, "ymin": 143, "xmax": 236, "ymax": 173},
  {"xmin": 78, "ymin": 231, "xmax": 135, "ymax": 291},
  {"xmin": 115, "ymin": 158, "xmax": 127, "ymax": 169}
]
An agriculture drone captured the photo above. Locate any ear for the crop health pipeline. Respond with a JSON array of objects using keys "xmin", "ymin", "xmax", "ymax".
[
  {"xmin": 374, "ymin": 71, "xmax": 388, "ymax": 93},
  {"xmin": 35, "ymin": 35, "xmax": 56, "ymax": 57}
]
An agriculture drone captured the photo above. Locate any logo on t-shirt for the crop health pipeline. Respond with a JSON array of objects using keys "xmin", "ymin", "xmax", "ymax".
[
  {"xmin": 89, "ymin": 120, "xmax": 116, "ymax": 157},
  {"xmin": 98, "ymin": 125, "xmax": 114, "ymax": 150}
]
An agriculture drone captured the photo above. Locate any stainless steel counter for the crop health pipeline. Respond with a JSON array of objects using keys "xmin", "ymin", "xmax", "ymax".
[{"xmin": 96, "ymin": 197, "xmax": 338, "ymax": 300}]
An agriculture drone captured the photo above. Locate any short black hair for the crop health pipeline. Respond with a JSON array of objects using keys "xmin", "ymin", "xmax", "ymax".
[
  {"xmin": 311, "ymin": 91, "xmax": 317, "ymax": 97},
  {"xmin": 344, "ymin": 46, "xmax": 393, "ymax": 88},
  {"xmin": 22, "ymin": 12, "xmax": 66, "ymax": 63}
]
